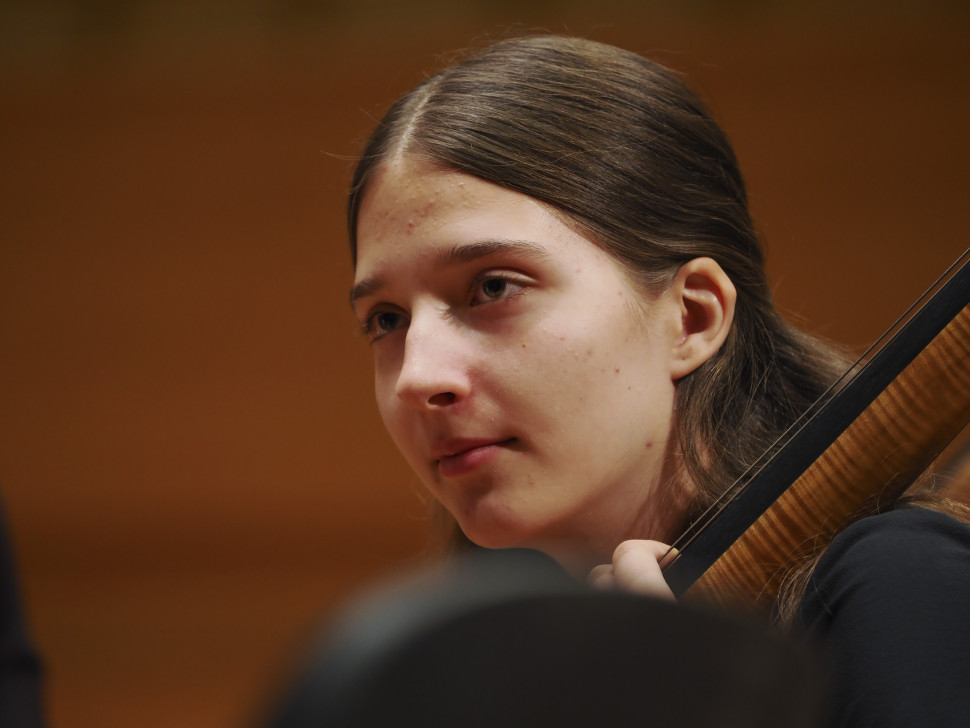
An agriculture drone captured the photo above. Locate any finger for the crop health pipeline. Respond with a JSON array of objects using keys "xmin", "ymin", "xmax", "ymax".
[
  {"xmin": 611, "ymin": 540, "xmax": 676, "ymax": 601},
  {"xmin": 587, "ymin": 563, "xmax": 615, "ymax": 590}
]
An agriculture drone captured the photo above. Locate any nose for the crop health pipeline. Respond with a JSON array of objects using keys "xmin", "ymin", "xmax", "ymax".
[{"xmin": 394, "ymin": 311, "xmax": 471, "ymax": 410}]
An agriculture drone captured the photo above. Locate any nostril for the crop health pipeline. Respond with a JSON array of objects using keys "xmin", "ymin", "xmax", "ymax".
[{"xmin": 428, "ymin": 392, "xmax": 457, "ymax": 407}]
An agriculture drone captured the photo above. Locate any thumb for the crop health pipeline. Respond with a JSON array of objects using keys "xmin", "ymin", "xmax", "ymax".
[{"xmin": 610, "ymin": 540, "xmax": 676, "ymax": 601}]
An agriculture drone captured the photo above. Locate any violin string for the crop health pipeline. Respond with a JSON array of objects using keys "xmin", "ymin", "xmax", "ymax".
[{"xmin": 660, "ymin": 249, "xmax": 969, "ymax": 569}]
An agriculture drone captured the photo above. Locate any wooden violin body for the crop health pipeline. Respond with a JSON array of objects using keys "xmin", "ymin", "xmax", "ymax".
[{"xmin": 664, "ymin": 252, "xmax": 970, "ymax": 610}]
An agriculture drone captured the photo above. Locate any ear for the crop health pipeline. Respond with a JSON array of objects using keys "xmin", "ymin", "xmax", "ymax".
[{"xmin": 669, "ymin": 257, "xmax": 736, "ymax": 381}]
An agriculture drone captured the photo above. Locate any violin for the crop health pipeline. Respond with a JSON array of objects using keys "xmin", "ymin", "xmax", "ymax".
[{"xmin": 663, "ymin": 250, "xmax": 970, "ymax": 610}]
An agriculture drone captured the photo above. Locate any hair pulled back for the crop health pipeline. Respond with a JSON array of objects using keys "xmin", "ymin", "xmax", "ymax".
[{"xmin": 348, "ymin": 35, "xmax": 846, "ymax": 527}]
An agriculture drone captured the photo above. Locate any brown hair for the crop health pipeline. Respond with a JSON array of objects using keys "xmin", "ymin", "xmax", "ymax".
[{"xmin": 348, "ymin": 35, "xmax": 848, "ymax": 535}]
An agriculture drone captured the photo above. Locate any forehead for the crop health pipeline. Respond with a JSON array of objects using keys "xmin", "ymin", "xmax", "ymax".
[
  {"xmin": 355, "ymin": 160, "xmax": 568, "ymax": 268},
  {"xmin": 350, "ymin": 159, "xmax": 650, "ymax": 314},
  {"xmin": 357, "ymin": 160, "xmax": 537, "ymax": 236}
]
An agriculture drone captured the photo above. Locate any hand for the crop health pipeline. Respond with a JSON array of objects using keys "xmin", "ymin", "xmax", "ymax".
[{"xmin": 587, "ymin": 539, "xmax": 676, "ymax": 601}]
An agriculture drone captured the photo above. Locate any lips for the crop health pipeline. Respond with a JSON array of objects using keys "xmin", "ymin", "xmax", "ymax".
[{"xmin": 433, "ymin": 437, "xmax": 515, "ymax": 478}]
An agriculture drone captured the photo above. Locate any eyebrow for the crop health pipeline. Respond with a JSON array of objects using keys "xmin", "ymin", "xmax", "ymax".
[{"xmin": 349, "ymin": 238, "xmax": 549, "ymax": 308}]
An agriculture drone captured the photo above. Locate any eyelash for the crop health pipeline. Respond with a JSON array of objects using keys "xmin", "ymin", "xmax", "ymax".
[
  {"xmin": 360, "ymin": 271, "xmax": 529, "ymax": 342},
  {"xmin": 360, "ymin": 309, "xmax": 405, "ymax": 341},
  {"xmin": 469, "ymin": 271, "xmax": 528, "ymax": 306}
]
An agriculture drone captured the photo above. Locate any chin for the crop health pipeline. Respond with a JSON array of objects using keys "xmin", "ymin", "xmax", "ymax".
[
  {"xmin": 458, "ymin": 522, "xmax": 526, "ymax": 551},
  {"xmin": 454, "ymin": 502, "xmax": 572, "ymax": 556},
  {"xmin": 454, "ymin": 508, "xmax": 540, "ymax": 552},
  {"xmin": 461, "ymin": 522, "xmax": 599, "ymax": 577}
]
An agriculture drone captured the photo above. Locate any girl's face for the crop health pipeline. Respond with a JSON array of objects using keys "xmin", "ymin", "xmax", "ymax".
[{"xmin": 352, "ymin": 159, "xmax": 687, "ymax": 568}]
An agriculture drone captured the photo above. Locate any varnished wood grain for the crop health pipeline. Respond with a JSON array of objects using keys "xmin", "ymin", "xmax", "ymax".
[{"xmin": 687, "ymin": 304, "xmax": 970, "ymax": 609}]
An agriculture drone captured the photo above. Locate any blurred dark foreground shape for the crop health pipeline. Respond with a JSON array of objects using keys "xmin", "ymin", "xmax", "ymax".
[
  {"xmin": 262, "ymin": 549, "xmax": 825, "ymax": 728},
  {"xmin": 0, "ymin": 494, "xmax": 44, "ymax": 727}
]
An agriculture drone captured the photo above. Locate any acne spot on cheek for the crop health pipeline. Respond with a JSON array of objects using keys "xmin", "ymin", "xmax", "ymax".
[
  {"xmin": 645, "ymin": 441, "xmax": 653, "ymax": 449},
  {"xmin": 614, "ymin": 367, "xmax": 620, "ymax": 374}
]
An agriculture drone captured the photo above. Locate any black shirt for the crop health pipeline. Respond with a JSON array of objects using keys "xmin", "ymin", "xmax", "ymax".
[{"xmin": 798, "ymin": 507, "xmax": 970, "ymax": 727}]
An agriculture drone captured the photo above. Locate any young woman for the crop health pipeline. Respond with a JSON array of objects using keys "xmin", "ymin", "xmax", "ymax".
[{"xmin": 346, "ymin": 35, "xmax": 970, "ymax": 725}]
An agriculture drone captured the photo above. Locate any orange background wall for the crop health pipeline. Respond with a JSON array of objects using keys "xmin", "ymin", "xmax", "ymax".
[{"xmin": 1, "ymin": 3, "xmax": 968, "ymax": 726}]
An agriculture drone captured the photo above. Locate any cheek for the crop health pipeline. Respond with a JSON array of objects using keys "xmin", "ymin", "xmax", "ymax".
[
  {"xmin": 375, "ymin": 394, "xmax": 424, "ymax": 473},
  {"xmin": 541, "ymin": 319, "xmax": 668, "ymax": 415},
  {"xmin": 373, "ymin": 366, "xmax": 404, "ymax": 437},
  {"xmin": 532, "ymin": 316, "xmax": 640, "ymax": 381}
]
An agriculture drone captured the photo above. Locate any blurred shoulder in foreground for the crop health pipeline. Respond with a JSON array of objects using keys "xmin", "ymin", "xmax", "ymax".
[{"xmin": 262, "ymin": 548, "xmax": 825, "ymax": 728}]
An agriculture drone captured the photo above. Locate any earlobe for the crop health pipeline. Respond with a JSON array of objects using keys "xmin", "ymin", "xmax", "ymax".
[{"xmin": 669, "ymin": 258, "xmax": 736, "ymax": 380}]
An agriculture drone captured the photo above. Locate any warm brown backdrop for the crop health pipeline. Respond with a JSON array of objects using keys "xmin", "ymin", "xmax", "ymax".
[{"xmin": 1, "ymin": 3, "xmax": 968, "ymax": 726}]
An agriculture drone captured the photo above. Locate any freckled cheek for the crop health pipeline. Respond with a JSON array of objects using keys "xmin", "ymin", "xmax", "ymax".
[
  {"xmin": 549, "ymin": 331, "xmax": 649, "ymax": 401},
  {"xmin": 507, "ymin": 338, "xmax": 606, "ymax": 409}
]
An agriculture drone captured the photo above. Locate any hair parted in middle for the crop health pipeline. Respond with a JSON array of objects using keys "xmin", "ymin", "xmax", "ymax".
[{"xmin": 348, "ymin": 34, "xmax": 848, "ymax": 536}]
